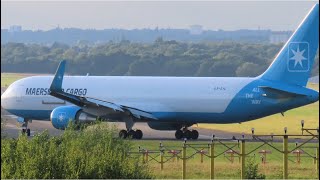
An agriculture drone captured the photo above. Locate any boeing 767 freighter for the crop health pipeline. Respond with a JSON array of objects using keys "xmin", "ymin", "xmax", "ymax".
[{"xmin": 1, "ymin": 4, "xmax": 319, "ymax": 139}]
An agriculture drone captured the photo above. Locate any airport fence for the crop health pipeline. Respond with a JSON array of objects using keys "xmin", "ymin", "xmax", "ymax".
[{"xmin": 127, "ymin": 122, "xmax": 318, "ymax": 179}]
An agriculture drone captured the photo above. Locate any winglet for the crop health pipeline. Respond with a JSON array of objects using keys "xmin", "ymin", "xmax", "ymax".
[{"xmin": 50, "ymin": 60, "xmax": 66, "ymax": 92}]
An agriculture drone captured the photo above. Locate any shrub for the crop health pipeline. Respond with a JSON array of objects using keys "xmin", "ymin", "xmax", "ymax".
[
  {"xmin": 1, "ymin": 123, "xmax": 152, "ymax": 179},
  {"xmin": 245, "ymin": 157, "xmax": 266, "ymax": 179},
  {"xmin": 1, "ymin": 118, "xmax": 6, "ymax": 139}
]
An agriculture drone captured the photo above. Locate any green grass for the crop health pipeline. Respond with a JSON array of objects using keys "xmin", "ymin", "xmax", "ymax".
[
  {"xmin": 198, "ymin": 83, "xmax": 319, "ymax": 136},
  {"xmin": 1, "ymin": 73, "xmax": 30, "ymax": 87},
  {"xmin": 130, "ymin": 140, "xmax": 318, "ymax": 179}
]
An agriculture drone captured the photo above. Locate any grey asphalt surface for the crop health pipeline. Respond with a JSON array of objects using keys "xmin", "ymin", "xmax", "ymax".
[
  {"xmin": 3, "ymin": 112, "xmax": 318, "ymax": 143},
  {"xmin": 1, "ymin": 114, "xmax": 244, "ymax": 140}
]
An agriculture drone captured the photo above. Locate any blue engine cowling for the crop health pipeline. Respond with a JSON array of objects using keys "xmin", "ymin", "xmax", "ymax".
[{"xmin": 50, "ymin": 105, "xmax": 96, "ymax": 130}]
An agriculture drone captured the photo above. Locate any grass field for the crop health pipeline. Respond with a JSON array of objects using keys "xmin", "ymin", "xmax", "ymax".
[
  {"xmin": 1, "ymin": 73, "xmax": 28, "ymax": 87},
  {"xmin": 130, "ymin": 140, "xmax": 318, "ymax": 179},
  {"xmin": 1, "ymin": 73, "xmax": 319, "ymax": 135}
]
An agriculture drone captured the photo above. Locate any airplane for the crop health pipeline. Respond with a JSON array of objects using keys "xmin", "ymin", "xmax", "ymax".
[{"xmin": 1, "ymin": 3, "xmax": 319, "ymax": 139}]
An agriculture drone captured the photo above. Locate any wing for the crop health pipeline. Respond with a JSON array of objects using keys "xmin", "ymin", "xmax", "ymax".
[{"xmin": 49, "ymin": 60, "xmax": 158, "ymax": 120}]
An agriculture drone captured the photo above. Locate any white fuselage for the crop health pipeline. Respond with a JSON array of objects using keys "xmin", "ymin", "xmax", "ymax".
[{"xmin": 1, "ymin": 76, "xmax": 255, "ymax": 120}]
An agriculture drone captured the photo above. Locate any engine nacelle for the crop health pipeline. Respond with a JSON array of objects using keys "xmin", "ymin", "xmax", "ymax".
[
  {"xmin": 50, "ymin": 105, "xmax": 96, "ymax": 130},
  {"xmin": 147, "ymin": 122, "xmax": 183, "ymax": 130}
]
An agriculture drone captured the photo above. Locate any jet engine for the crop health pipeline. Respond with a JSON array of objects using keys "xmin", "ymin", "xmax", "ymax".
[{"xmin": 50, "ymin": 105, "xmax": 96, "ymax": 129}]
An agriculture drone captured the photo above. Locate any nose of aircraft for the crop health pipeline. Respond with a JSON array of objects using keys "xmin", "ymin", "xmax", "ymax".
[{"xmin": 1, "ymin": 89, "xmax": 9, "ymax": 110}]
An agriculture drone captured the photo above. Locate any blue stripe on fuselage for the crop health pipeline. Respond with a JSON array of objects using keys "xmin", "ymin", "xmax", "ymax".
[{"xmin": 6, "ymin": 109, "xmax": 52, "ymax": 120}]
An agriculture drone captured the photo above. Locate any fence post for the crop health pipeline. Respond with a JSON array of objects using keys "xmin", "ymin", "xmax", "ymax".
[
  {"xmin": 145, "ymin": 150, "xmax": 148, "ymax": 163},
  {"xmin": 283, "ymin": 135, "xmax": 288, "ymax": 179},
  {"xmin": 210, "ymin": 141, "xmax": 215, "ymax": 179},
  {"xmin": 182, "ymin": 142, "xmax": 187, "ymax": 179},
  {"xmin": 201, "ymin": 151, "xmax": 204, "ymax": 163},
  {"xmin": 240, "ymin": 140, "xmax": 246, "ymax": 179},
  {"xmin": 316, "ymin": 147, "xmax": 319, "ymax": 179},
  {"xmin": 160, "ymin": 142, "xmax": 164, "ymax": 171},
  {"xmin": 160, "ymin": 151, "xmax": 164, "ymax": 170},
  {"xmin": 139, "ymin": 146, "xmax": 144, "ymax": 163}
]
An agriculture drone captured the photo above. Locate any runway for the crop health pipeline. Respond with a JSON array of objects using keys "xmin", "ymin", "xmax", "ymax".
[{"xmin": 1, "ymin": 114, "xmax": 244, "ymax": 140}]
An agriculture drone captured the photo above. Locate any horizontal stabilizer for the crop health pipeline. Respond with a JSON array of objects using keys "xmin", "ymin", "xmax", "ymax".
[{"xmin": 260, "ymin": 86, "xmax": 306, "ymax": 99}]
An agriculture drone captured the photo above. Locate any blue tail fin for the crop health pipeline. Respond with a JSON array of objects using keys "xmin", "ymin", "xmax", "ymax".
[
  {"xmin": 260, "ymin": 3, "xmax": 319, "ymax": 87},
  {"xmin": 50, "ymin": 60, "xmax": 66, "ymax": 92}
]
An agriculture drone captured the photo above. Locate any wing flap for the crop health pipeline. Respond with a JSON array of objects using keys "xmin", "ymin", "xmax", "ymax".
[{"xmin": 121, "ymin": 106, "xmax": 158, "ymax": 120}]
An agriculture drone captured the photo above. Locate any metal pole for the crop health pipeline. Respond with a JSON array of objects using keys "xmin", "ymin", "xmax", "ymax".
[
  {"xmin": 201, "ymin": 151, "xmax": 204, "ymax": 163},
  {"xmin": 143, "ymin": 151, "xmax": 145, "ymax": 163},
  {"xmin": 240, "ymin": 140, "xmax": 246, "ymax": 179},
  {"xmin": 146, "ymin": 150, "xmax": 148, "ymax": 162},
  {"xmin": 231, "ymin": 152, "xmax": 234, "ymax": 163},
  {"xmin": 210, "ymin": 142, "xmax": 215, "ymax": 179},
  {"xmin": 316, "ymin": 147, "xmax": 319, "ymax": 179},
  {"xmin": 176, "ymin": 152, "xmax": 179, "ymax": 162},
  {"xmin": 283, "ymin": 135, "xmax": 288, "ymax": 179},
  {"xmin": 182, "ymin": 143, "xmax": 187, "ymax": 179},
  {"xmin": 160, "ymin": 151, "xmax": 164, "ymax": 170}
]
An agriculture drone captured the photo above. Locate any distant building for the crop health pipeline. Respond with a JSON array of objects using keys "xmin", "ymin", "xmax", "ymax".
[
  {"xmin": 269, "ymin": 31, "xmax": 291, "ymax": 44},
  {"xmin": 189, "ymin": 25, "xmax": 203, "ymax": 35},
  {"xmin": 8, "ymin": 25, "xmax": 22, "ymax": 33}
]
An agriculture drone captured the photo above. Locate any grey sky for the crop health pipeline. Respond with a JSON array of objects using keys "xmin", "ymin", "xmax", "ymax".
[{"xmin": 1, "ymin": 1, "xmax": 318, "ymax": 31}]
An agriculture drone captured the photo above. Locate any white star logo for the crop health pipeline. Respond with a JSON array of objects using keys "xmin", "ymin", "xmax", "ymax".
[
  {"xmin": 58, "ymin": 113, "xmax": 65, "ymax": 122},
  {"xmin": 290, "ymin": 46, "xmax": 307, "ymax": 68}
]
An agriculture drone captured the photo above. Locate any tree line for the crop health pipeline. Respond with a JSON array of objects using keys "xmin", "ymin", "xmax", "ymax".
[{"xmin": 1, "ymin": 39, "xmax": 319, "ymax": 77}]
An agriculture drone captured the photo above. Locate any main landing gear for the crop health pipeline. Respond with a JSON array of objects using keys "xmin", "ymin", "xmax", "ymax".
[
  {"xmin": 119, "ymin": 117, "xmax": 143, "ymax": 139},
  {"xmin": 175, "ymin": 127, "xmax": 199, "ymax": 140},
  {"xmin": 119, "ymin": 129, "xmax": 143, "ymax": 139},
  {"xmin": 21, "ymin": 119, "xmax": 31, "ymax": 136}
]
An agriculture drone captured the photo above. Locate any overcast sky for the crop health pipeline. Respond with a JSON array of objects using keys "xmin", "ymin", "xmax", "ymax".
[{"xmin": 1, "ymin": 1, "xmax": 318, "ymax": 31}]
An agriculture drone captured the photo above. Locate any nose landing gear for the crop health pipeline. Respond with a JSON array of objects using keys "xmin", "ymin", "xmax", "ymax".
[{"xmin": 21, "ymin": 119, "xmax": 31, "ymax": 136}]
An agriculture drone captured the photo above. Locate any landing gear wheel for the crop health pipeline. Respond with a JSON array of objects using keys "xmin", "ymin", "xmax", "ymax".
[
  {"xmin": 119, "ymin": 130, "xmax": 128, "ymax": 139},
  {"xmin": 191, "ymin": 130, "xmax": 199, "ymax": 140},
  {"xmin": 184, "ymin": 130, "xmax": 192, "ymax": 139},
  {"xmin": 175, "ymin": 129, "xmax": 183, "ymax": 139},
  {"xmin": 26, "ymin": 129, "xmax": 31, "ymax": 137},
  {"xmin": 135, "ymin": 130, "xmax": 143, "ymax": 139},
  {"xmin": 127, "ymin": 130, "xmax": 136, "ymax": 139}
]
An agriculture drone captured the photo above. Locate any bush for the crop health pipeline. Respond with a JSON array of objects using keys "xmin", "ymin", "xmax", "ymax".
[
  {"xmin": 1, "ymin": 118, "xmax": 6, "ymax": 139},
  {"xmin": 245, "ymin": 157, "xmax": 266, "ymax": 179},
  {"xmin": 1, "ymin": 123, "xmax": 152, "ymax": 179}
]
